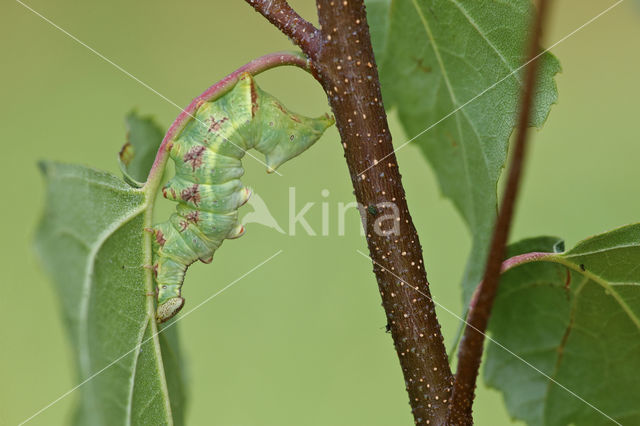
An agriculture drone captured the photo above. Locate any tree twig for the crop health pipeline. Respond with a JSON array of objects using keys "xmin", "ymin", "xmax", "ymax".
[
  {"xmin": 244, "ymin": 0, "xmax": 322, "ymax": 59},
  {"xmin": 246, "ymin": 1, "xmax": 455, "ymax": 424},
  {"xmin": 314, "ymin": 3, "xmax": 454, "ymax": 424},
  {"xmin": 448, "ymin": 1, "xmax": 552, "ymax": 423}
]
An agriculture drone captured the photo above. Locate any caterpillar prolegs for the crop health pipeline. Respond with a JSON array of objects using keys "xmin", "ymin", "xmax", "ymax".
[{"xmin": 149, "ymin": 73, "xmax": 333, "ymax": 323}]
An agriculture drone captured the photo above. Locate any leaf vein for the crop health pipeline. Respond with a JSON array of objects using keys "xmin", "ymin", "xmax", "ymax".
[
  {"xmin": 449, "ymin": 0, "xmax": 523, "ymax": 84},
  {"xmin": 78, "ymin": 205, "xmax": 147, "ymax": 381}
]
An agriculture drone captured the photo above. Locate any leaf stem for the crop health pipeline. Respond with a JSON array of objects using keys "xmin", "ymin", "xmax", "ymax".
[
  {"xmin": 143, "ymin": 51, "xmax": 313, "ymax": 196},
  {"xmin": 467, "ymin": 251, "xmax": 553, "ymax": 313},
  {"xmin": 448, "ymin": 0, "xmax": 552, "ymax": 423}
]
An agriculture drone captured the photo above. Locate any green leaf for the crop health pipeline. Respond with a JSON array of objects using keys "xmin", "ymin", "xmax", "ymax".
[
  {"xmin": 367, "ymin": 0, "xmax": 561, "ymax": 302},
  {"xmin": 505, "ymin": 235, "xmax": 565, "ymax": 258},
  {"xmin": 119, "ymin": 111, "xmax": 164, "ymax": 187},
  {"xmin": 485, "ymin": 225, "xmax": 640, "ymax": 425},
  {"xmin": 35, "ymin": 162, "xmax": 184, "ymax": 426}
]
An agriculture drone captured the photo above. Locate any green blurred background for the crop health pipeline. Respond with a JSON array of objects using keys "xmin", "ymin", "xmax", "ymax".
[{"xmin": 1, "ymin": 1, "xmax": 638, "ymax": 424}]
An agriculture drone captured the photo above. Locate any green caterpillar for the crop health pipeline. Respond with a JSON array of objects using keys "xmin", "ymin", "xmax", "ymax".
[{"xmin": 149, "ymin": 73, "xmax": 333, "ymax": 323}]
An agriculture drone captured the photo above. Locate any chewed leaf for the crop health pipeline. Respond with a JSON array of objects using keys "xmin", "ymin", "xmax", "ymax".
[
  {"xmin": 485, "ymin": 225, "xmax": 640, "ymax": 425},
  {"xmin": 367, "ymin": 0, "xmax": 561, "ymax": 303},
  {"xmin": 119, "ymin": 111, "xmax": 165, "ymax": 187}
]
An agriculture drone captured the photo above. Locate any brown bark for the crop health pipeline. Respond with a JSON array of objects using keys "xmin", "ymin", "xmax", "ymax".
[
  {"xmin": 246, "ymin": 1, "xmax": 454, "ymax": 424},
  {"xmin": 312, "ymin": 2, "xmax": 453, "ymax": 424}
]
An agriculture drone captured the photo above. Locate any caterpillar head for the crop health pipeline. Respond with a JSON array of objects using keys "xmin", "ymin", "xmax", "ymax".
[
  {"xmin": 156, "ymin": 297, "xmax": 185, "ymax": 323},
  {"xmin": 264, "ymin": 113, "xmax": 335, "ymax": 173}
]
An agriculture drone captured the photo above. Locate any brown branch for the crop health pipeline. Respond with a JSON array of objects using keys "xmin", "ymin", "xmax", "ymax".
[
  {"xmin": 247, "ymin": 1, "xmax": 454, "ymax": 424},
  {"xmin": 312, "ymin": 1, "xmax": 453, "ymax": 424},
  {"xmin": 244, "ymin": 0, "xmax": 322, "ymax": 59},
  {"xmin": 448, "ymin": 0, "xmax": 552, "ymax": 423}
]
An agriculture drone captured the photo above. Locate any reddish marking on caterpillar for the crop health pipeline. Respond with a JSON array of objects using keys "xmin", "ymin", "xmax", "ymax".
[
  {"xmin": 181, "ymin": 184, "xmax": 201, "ymax": 206},
  {"xmin": 274, "ymin": 101, "xmax": 301, "ymax": 123},
  {"xmin": 249, "ymin": 78, "xmax": 258, "ymax": 117},
  {"xmin": 179, "ymin": 220, "xmax": 189, "ymax": 232},
  {"xmin": 208, "ymin": 116, "xmax": 228, "ymax": 133},
  {"xmin": 183, "ymin": 146, "xmax": 206, "ymax": 171},
  {"xmin": 155, "ymin": 230, "xmax": 166, "ymax": 246},
  {"xmin": 185, "ymin": 210, "xmax": 200, "ymax": 224},
  {"xmin": 162, "ymin": 186, "xmax": 179, "ymax": 201}
]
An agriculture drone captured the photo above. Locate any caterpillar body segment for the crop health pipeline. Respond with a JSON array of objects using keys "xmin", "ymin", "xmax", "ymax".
[{"xmin": 151, "ymin": 73, "xmax": 333, "ymax": 323}]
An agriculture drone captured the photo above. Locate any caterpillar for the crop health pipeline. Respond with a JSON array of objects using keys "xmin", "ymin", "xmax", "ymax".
[{"xmin": 148, "ymin": 73, "xmax": 333, "ymax": 323}]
